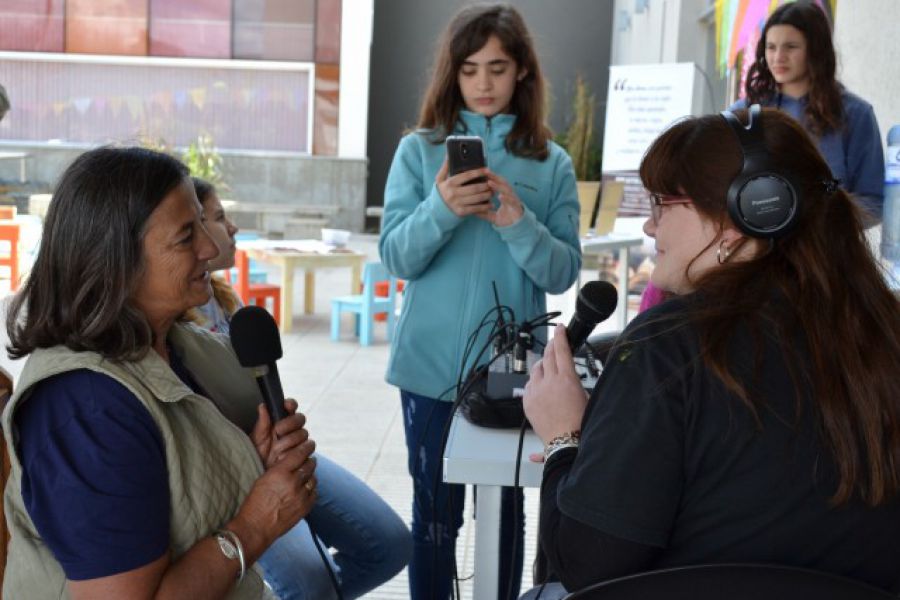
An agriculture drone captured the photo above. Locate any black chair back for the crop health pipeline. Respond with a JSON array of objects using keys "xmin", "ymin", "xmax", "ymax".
[{"xmin": 563, "ymin": 564, "xmax": 896, "ymax": 600}]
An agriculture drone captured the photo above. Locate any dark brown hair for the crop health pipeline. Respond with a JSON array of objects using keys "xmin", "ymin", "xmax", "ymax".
[
  {"xmin": 744, "ymin": 1, "xmax": 843, "ymax": 135},
  {"xmin": 6, "ymin": 147, "xmax": 189, "ymax": 361},
  {"xmin": 640, "ymin": 108, "xmax": 900, "ymax": 506},
  {"xmin": 416, "ymin": 3, "xmax": 551, "ymax": 160}
]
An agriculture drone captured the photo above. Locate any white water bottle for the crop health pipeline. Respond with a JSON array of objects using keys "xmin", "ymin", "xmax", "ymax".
[{"xmin": 881, "ymin": 125, "xmax": 900, "ymax": 283}]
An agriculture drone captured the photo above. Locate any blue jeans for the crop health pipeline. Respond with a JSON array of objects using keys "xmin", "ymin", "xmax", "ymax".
[
  {"xmin": 258, "ymin": 453, "xmax": 411, "ymax": 600},
  {"xmin": 401, "ymin": 390, "xmax": 524, "ymax": 600}
]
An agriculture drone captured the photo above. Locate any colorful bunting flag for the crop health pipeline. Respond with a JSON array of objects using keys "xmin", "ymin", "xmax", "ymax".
[
  {"xmin": 72, "ymin": 97, "xmax": 92, "ymax": 115},
  {"xmin": 189, "ymin": 87, "xmax": 207, "ymax": 110},
  {"xmin": 110, "ymin": 96, "xmax": 124, "ymax": 117}
]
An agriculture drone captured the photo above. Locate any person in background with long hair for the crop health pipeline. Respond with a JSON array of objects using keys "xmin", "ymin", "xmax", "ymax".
[
  {"xmin": 189, "ymin": 177, "xmax": 411, "ymax": 600},
  {"xmin": 639, "ymin": 1, "xmax": 887, "ymax": 318},
  {"xmin": 522, "ymin": 108, "xmax": 900, "ymax": 598},
  {"xmin": 733, "ymin": 0, "xmax": 884, "ymax": 220},
  {"xmin": 379, "ymin": 4, "xmax": 581, "ymax": 599}
]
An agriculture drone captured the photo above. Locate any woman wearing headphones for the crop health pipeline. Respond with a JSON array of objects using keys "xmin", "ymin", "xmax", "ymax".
[{"xmin": 521, "ymin": 107, "xmax": 900, "ymax": 598}]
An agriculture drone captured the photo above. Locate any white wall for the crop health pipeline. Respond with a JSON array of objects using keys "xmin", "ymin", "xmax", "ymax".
[
  {"xmin": 611, "ymin": 0, "xmax": 680, "ymax": 65},
  {"xmin": 338, "ymin": 0, "xmax": 375, "ymax": 159},
  {"xmin": 610, "ymin": 0, "xmax": 724, "ymax": 112},
  {"xmin": 833, "ymin": 0, "xmax": 900, "ymax": 150}
]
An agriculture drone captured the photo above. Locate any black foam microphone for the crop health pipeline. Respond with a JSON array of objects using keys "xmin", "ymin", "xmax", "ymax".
[
  {"xmin": 229, "ymin": 305, "xmax": 288, "ymax": 422},
  {"xmin": 566, "ymin": 281, "xmax": 619, "ymax": 352}
]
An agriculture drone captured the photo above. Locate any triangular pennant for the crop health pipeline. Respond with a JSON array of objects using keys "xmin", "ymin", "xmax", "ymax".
[
  {"xmin": 241, "ymin": 88, "xmax": 257, "ymax": 105},
  {"xmin": 155, "ymin": 91, "xmax": 173, "ymax": 114},
  {"xmin": 72, "ymin": 97, "xmax": 92, "ymax": 115},
  {"xmin": 241, "ymin": 88, "xmax": 256, "ymax": 106},
  {"xmin": 110, "ymin": 96, "xmax": 124, "ymax": 117},
  {"xmin": 125, "ymin": 96, "xmax": 143, "ymax": 119},
  {"xmin": 189, "ymin": 87, "xmax": 207, "ymax": 110}
]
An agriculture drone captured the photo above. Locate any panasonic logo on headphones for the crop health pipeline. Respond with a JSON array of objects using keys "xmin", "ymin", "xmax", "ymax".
[{"xmin": 751, "ymin": 196, "xmax": 781, "ymax": 206}]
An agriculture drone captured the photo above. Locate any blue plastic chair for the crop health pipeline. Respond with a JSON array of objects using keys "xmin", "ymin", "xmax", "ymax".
[{"xmin": 330, "ymin": 262, "xmax": 398, "ymax": 346}]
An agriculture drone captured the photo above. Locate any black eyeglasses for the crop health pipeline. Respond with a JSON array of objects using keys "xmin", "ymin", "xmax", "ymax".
[{"xmin": 649, "ymin": 193, "xmax": 693, "ymax": 225}]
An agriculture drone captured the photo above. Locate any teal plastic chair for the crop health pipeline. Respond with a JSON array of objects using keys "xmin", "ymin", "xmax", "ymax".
[
  {"xmin": 231, "ymin": 231, "xmax": 267, "ymax": 283},
  {"xmin": 330, "ymin": 262, "xmax": 398, "ymax": 345}
]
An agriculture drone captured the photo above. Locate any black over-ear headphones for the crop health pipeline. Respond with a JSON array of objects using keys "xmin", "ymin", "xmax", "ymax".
[{"xmin": 720, "ymin": 104, "xmax": 800, "ymax": 238}]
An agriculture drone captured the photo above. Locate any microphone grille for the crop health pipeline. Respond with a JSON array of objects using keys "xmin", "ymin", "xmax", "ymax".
[
  {"xmin": 229, "ymin": 305, "xmax": 283, "ymax": 367},
  {"xmin": 576, "ymin": 280, "xmax": 618, "ymax": 323}
]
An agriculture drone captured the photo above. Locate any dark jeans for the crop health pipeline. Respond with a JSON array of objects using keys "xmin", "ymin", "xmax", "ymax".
[{"xmin": 401, "ymin": 390, "xmax": 524, "ymax": 600}]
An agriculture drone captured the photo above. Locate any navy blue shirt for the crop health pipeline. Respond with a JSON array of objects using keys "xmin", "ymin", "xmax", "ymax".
[
  {"xmin": 731, "ymin": 89, "xmax": 885, "ymax": 219},
  {"xmin": 15, "ymin": 351, "xmax": 207, "ymax": 581}
]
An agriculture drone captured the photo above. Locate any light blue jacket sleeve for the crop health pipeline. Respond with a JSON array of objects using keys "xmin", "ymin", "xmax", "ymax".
[
  {"xmin": 495, "ymin": 151, "xmax": 582, "ymax": 294},
  {"xmin": 379, "ymin": 135, "xmax": 463, "ymax": 280}
]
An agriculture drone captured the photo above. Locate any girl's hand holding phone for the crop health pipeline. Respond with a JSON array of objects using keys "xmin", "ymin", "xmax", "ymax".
[
  {"xmin": 477, "ymin": 171, "xmax": 524, "ymax": 227},
  {"xmin": 436, "ymin": 158, "xmax": 494, "ymax": 217}
]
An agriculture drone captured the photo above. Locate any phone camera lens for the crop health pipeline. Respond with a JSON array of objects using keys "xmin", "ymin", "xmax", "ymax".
[{"xmin": 461, "ymin": 143, "xmax": 469, "ymax": 157}]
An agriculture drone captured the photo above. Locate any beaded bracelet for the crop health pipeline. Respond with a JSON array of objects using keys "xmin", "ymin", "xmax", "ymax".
[{"xmin": 543, "ymin": 430, "xmax": 581, "ymax": 460}]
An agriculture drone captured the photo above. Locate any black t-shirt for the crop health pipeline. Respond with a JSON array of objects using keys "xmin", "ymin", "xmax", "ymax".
[{"xmin": 555, "ymin": 297, "xmax": 900, "ymax": 592}]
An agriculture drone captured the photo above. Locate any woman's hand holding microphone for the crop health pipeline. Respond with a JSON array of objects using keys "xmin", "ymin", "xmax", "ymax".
[{"xmin": 229, "ymin": 399, "xmax": 318, "ymax": 559}]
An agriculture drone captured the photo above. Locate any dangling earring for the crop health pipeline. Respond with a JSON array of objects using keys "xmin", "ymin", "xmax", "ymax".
[{"xmin": 717, "ymin": 239, "xmax": 732, "ymax": 265}]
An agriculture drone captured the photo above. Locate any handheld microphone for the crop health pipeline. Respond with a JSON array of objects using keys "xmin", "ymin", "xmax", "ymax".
[
  {"xmin": 230, "ymin": 309, "xmax": 344, "ymax": 599},
  {"xmin": 229, "ymin": 305, "xmax": 288, "ymax": 422},
  {"xmin": 566, "ymin": 281, "xmax": 618, "ymax": 352}
]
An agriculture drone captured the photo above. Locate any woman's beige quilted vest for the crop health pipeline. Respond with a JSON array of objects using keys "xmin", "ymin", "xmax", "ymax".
[{"xmin": 1, "ymin": 323, "xmax": 268, "ymax": 599}]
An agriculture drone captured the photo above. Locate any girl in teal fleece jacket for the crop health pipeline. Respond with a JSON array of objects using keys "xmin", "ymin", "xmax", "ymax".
[{"xmin": 378, "ymin": 4, "xmax": 581, "ymax": 599}]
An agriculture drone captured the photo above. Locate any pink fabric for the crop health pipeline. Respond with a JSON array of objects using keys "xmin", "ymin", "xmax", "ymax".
[{"xmin": 639, "ymin": 281, "xmax": 666, "ymax": 313}]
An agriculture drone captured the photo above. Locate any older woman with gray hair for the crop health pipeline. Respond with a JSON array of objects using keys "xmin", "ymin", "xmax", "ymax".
[{"xmin": 3, "ymin": 147, "xmax": 317, "ymax": 599}]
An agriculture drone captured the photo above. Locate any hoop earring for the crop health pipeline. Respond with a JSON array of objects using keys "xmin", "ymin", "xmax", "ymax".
[{"xmin": 717, "ymin": 239, "xmax": 732, "ymax": 265}]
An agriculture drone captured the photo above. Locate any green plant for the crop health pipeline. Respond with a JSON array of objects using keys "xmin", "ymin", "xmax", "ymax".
[
  {"xmin": 557, "ymin": 75, "xmax": 602, "ymax": 181},
  {"xmin": 182, "ymin": 132, "xmax": 226, "ymax": 190},
  {"xmin": 137, "ymin": 135, "xmax": 173, "ymax": 156}
]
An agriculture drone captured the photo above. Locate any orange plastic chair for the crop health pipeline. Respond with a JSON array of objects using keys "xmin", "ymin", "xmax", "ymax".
[
  {"xmin": 232, "ymin": 249, "xmax": 281, "ymax": 325},
  {"xmin": 0, "ymin": 222, "xmax": 20, "ymax": 291},
  {"xmin": 372, "ymin": 279, "xmax": 404, "ymax": 321}
]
